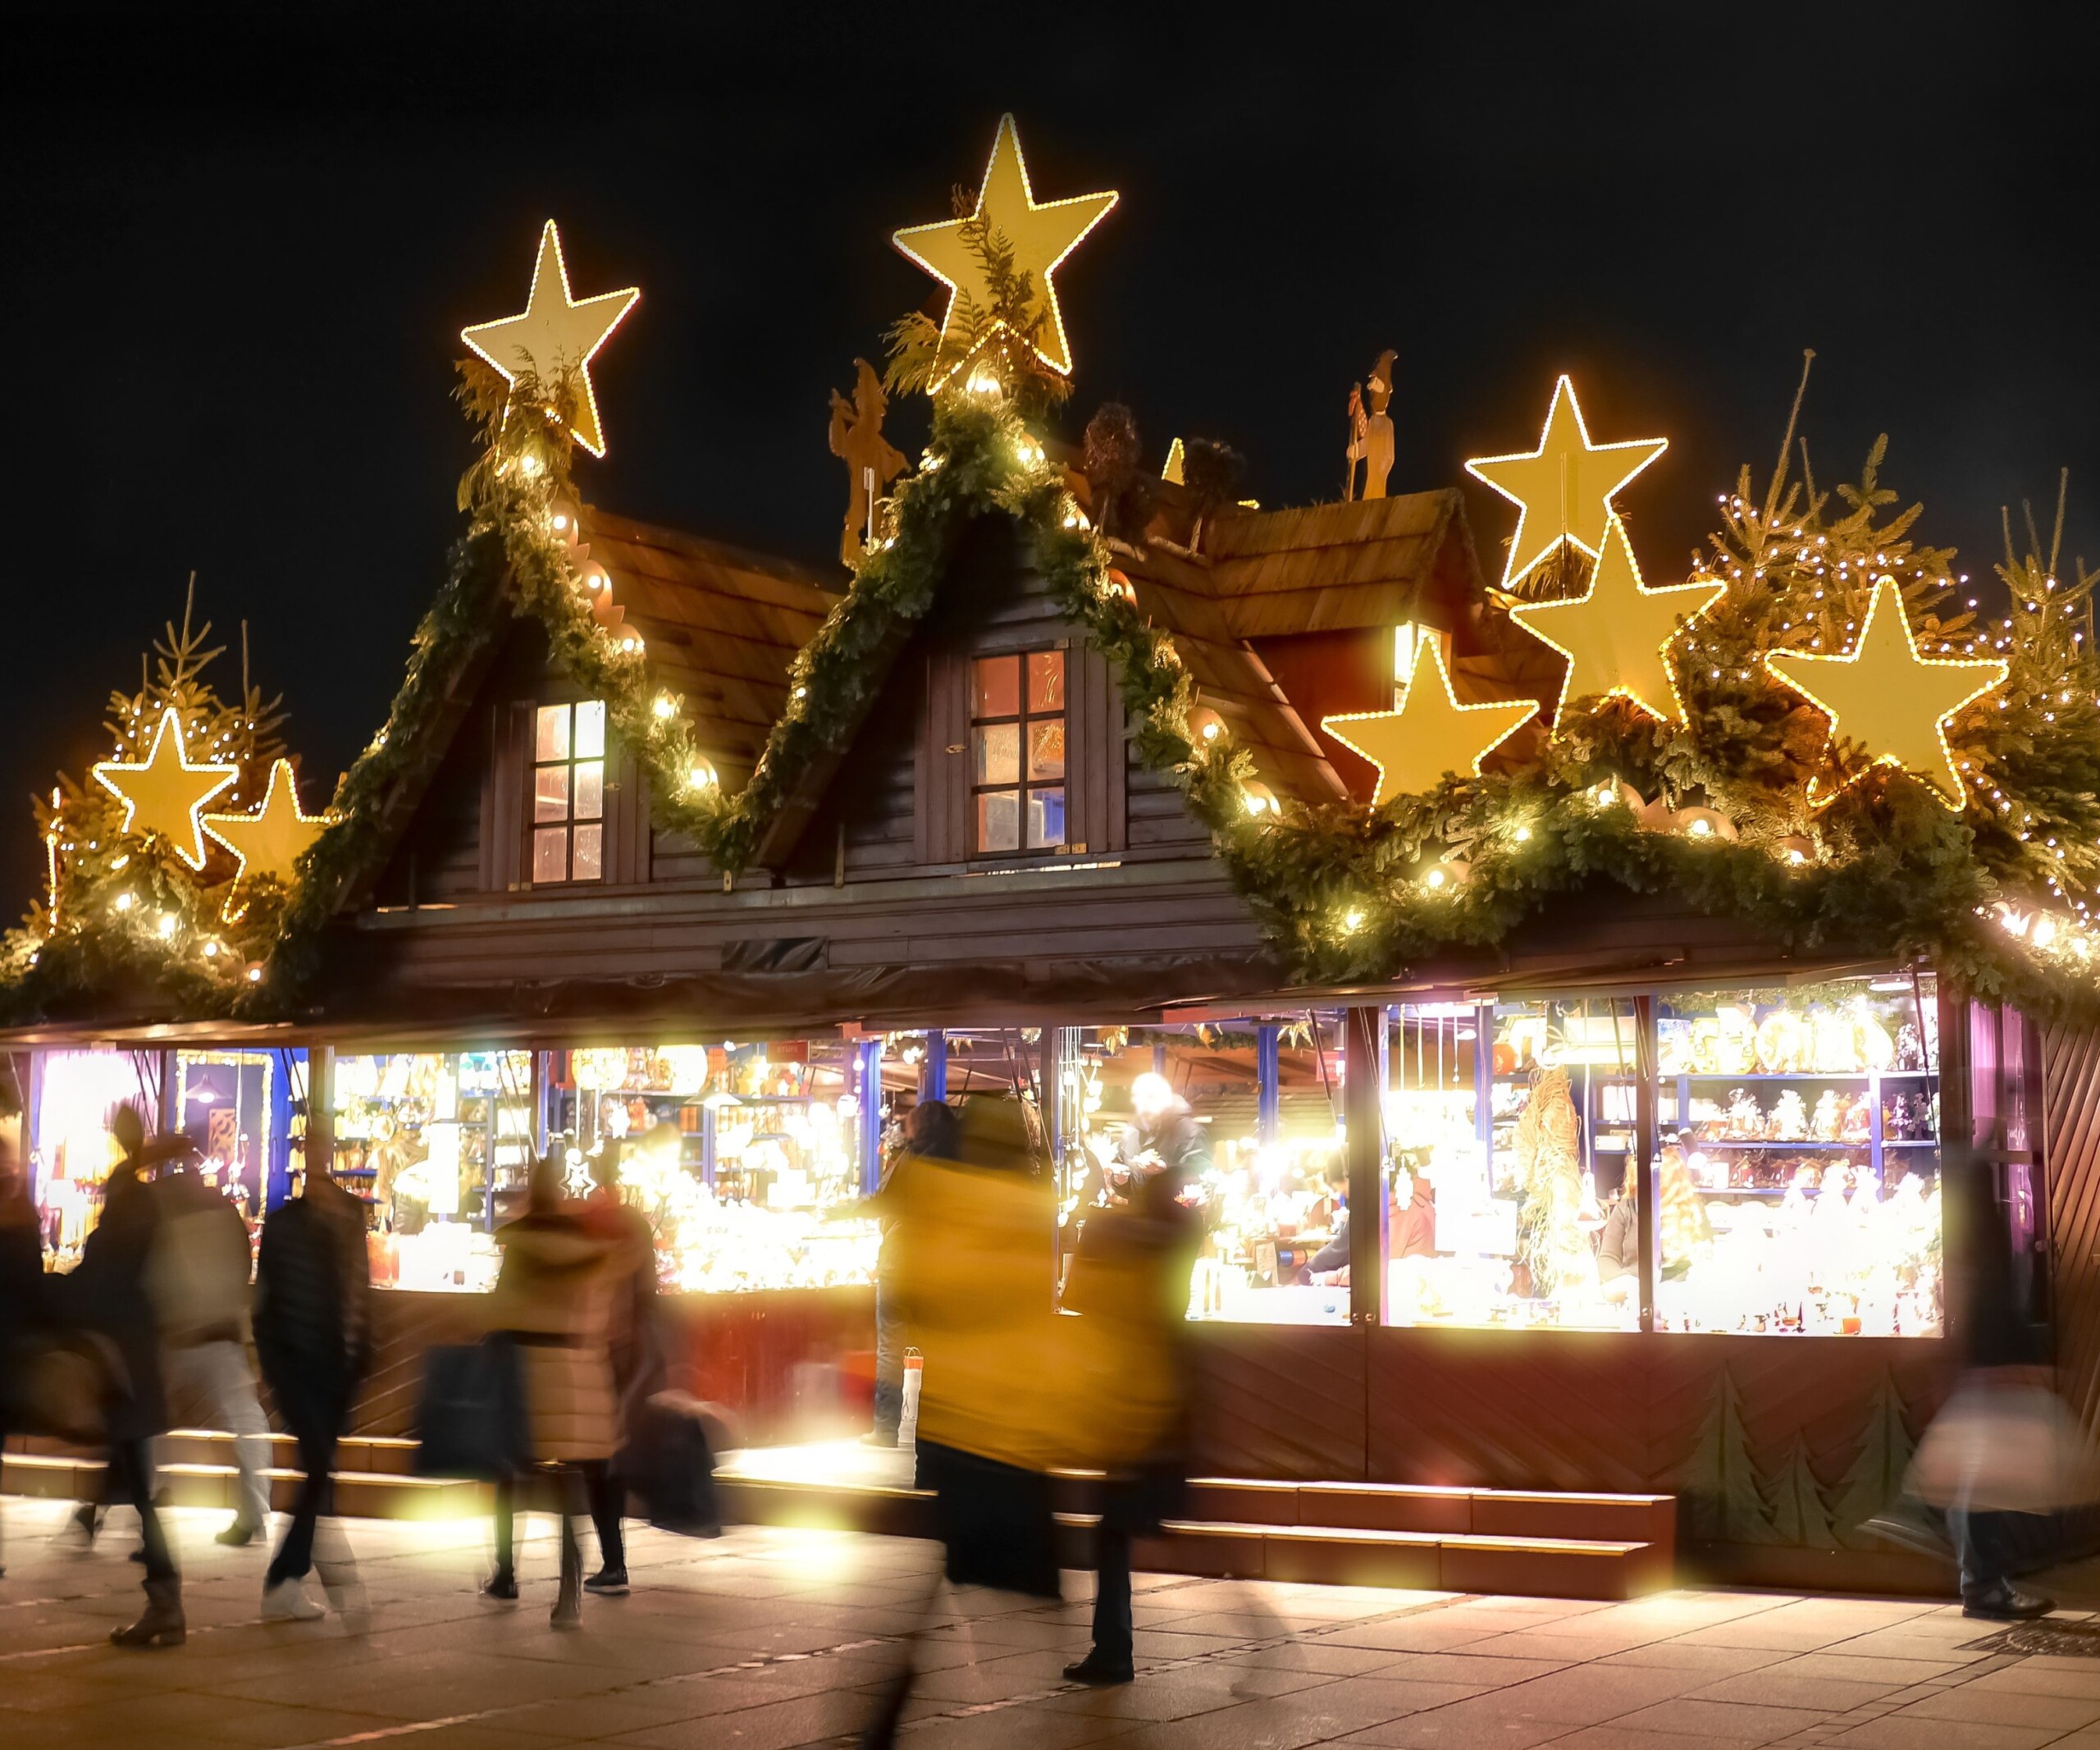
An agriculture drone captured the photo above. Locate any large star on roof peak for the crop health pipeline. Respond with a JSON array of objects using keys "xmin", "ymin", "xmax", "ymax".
[
  {"xmin": 461, "ymin": 220, "xmax": 638, "ymax": 458},
  {"xmin": 204, "ymin": 757, "xmax": 331, "ymax": 890},
  {"xmin": 892, "ymin": 114, "xmax": 1116, "ymax": 382},
  {"xmin": 1467, "ymin": 376, "xmax": 1667, "ymax": 589}
]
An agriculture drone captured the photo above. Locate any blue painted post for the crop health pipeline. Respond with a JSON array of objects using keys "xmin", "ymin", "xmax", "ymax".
[
  {"xmin": 924, "ymin": 1030, "xmax": 947, "ymax": 1103},
  {"xmin": 265, "ymin": 1051, "xmax": 295, "ymax": 1211},
  {"xmin": 1256, "ymin": 1025, "xmax": 1281, "ymax": 1145},
  {"xmin": 858, "ymin": 1038, "xmax": 884, "ymax": 1194},
  {"xmin": 1152, "ymin": 1042, "xmax": 1168, "ymax": 1077}
]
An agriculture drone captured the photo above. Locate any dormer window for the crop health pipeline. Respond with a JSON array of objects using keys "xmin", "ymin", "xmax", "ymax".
[
  {"xmin": 532, "ymin": 700, "xmax": 605, "ymax": 883},
  {"xmin": 971, "ymin": 651, "xmax": 1065, "ymax": 853}
]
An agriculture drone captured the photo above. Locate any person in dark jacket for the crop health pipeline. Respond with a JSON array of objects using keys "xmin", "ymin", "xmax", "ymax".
[
  {"xmin": 253, "ymin": 1167, "xmax": 373, "ymax": 1626},
  {"xmin": 64, "ymin": 1105, "xmax": 180, "ymax": 1647},
  {"xmin": 0, "ymin": 1139, "xmax": 46, "ymax": 1579}
]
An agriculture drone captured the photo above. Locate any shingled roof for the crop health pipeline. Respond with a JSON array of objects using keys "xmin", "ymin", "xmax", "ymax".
[{"xmin": 580, "ymin": 506, "xmax": 843, "ymax": 785}]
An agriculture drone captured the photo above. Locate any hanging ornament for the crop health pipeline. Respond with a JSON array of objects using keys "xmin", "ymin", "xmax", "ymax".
[
  {"xmin": 1322, "ymin": 638, "xmax": 1536, "ymax": 806},
  {"xmin": 460, "ymin": 220, "xmax": 640, "ymax": 458},
  {"xmin": 1763, "ymin": 576, "xmax": 2008, "ymax": 810},
  {"xmin": 892, "ymin": 114, "xmax": 1117, "ymax": 382},
  {"xmin": 92, "ymin": 706, "xmax": 240, "ymax": 872},
  {"xmin": 203, "ymin": 758, "xmax": 331, "ymax": 890},
  {"xmin": 1466, "ymin": 375, "xmax": 1667, "ymax": 589},
  {"xmin": 1509, "ymin": 515, "xmax": 1724, "ymax": 728}
]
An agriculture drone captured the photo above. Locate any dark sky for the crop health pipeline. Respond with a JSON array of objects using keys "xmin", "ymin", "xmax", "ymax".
[{"xmin": 2, "ymin": 2, "xmax": 2094, "ymax": 902}]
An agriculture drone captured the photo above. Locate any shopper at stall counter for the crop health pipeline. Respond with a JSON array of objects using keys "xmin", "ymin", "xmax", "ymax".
[
  {"xmin": 1308, "ymin": 1168, "xmax": 1436, "ymax": 1283},
  {"xmin": 253, "ymin": 1162, "xmax": 374, "ymax": 1626},
  {"xmin": 482, "ymin": 1154, "xmax": 619, "ymax": 1629},
  {"xmin": 150, "ymin": 1154, "xmax": 272, "ymax": 1548},
  {"xmin": 572, "ymin": 1140, "xmax": 660, "ymax": 1595}
]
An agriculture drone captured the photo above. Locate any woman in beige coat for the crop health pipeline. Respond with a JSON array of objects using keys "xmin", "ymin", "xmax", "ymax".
[{"xmin": 482, "ymin": 1156, "xmax": 617, "ymax": 1628}]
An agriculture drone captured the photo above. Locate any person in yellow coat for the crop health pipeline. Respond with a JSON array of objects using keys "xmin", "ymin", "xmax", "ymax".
[{"xmin": 861, "ymin": 1096, "xmax": 1069, "ymax": 1746}]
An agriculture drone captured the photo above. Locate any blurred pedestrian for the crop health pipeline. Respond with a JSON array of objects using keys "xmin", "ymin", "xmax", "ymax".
[
  {"xmin": 868, "ymin": 1099, "xmax": 957, "ymax": 1448},
  {"xmin": 253, "ymin": 1162, "xmax": 373, "ymax": 1625},
  {"xmin": 482, "ymin": 1154, "xmax": 616, "ymax": 1629},
  {"xmin": 150, "ymin": 1155, "xmax": 271, "ymax": 1547},
  {"xmin": 1061, "ymin": 1151, "xmax": 1202, "ymax": 1684},
  {"xmin": 62, "ymin": 1103, "xmax": 181, "ymax": 1647},
  {"xmin": 860, "ymin": 1096, "xmax": 1067, "ymax": 1748},
  {"xmin": 0, "ymin": 1138, "xmax": 47, "ymax": 1578},
  {"xmin": 572, "ymin": 1140, "xmax": 658, "ymax": 1596}
]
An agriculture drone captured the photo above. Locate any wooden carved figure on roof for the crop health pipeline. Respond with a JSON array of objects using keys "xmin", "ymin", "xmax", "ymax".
[
  {"xmin": 1344, "ymin": 350, "xmax": 1395, "ymax": 501},
  {"xmin": 829, "ymin": 359, "xmax": 907, "ymax": 565}
]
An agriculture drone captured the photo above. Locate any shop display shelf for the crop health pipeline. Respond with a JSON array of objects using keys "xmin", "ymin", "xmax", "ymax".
[
  {"xmin": 1678, "ymin": 1069, "xmax": 1938, "ymax": 1081},
  {"xmin": 1688, "ymin": 1139, "xmax": 1875, "ymax": 1149}
]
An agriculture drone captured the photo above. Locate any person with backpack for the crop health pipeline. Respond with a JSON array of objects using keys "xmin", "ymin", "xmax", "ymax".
[{"xmin": 253, "ymin": 1164, "xmax": 373, "ymax": 1624}]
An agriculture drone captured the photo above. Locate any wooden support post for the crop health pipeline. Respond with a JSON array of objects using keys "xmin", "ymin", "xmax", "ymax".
[
  {"xmin": 857, "ymin": 1037, "xmax": 883, "ymax": 1195},
  {"xmin": 158, "ymin": 1048, "xmax": 180, "ymax": 1138},
  {"xmin": 304, "ymin": 1044, "xmax": 336, "ymax": 1199},
  {"xmin": 1344, "ymin": 1006, "xmax": 1388, "ymax": 1327},
  {"xmin": 924, "ymin": 1030, "xmax": 947, "ymax": 1103}
]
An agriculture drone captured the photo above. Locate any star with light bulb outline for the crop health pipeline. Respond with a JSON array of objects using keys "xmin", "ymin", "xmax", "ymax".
[
  {"xmin": 892, "ymin": 113, "xmax": 1116, "ymax": 382},
  {"xmin": 92, "ymin": 707, "xmax": 240, "ymax": 872},
  {"xmin": 461, "ymin": 220, "xmax": 638, "ymax": 458},
  {"xmin": 1763, "ymin": 574, "xmax": 2008, "ymax": 811},
  {"xmin": 1467, "ymin": 375, "xmax": 1668, "ymax": 589},
  {"xmin": 1323, "ymin": 638, "xmax": 1536, "ymax": 806},
  {"xmin": 204, "ymin": 757, "xmax": 332, "ymax": 893}
]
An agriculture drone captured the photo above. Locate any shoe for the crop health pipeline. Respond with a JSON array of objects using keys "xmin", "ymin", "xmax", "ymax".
[
  {"xmin": 1062, "ymin": 1656, "xmax": 1134, "ymax": 1686},
  {"xmin": 317, "ymin": 1563, "xmax": 370, "ymax": 1634},
  {"xmin": 57, "ymin": 1506, "xmax": 98, "ymax": 1551},
  {"xmin": 481, "ymin": 1570, "xmax": 518, "ymax": 1602},
  {"xmin": 216, "ymin": 1519, "xmax": 263, "ymax": 1548},
  {"xmin": 260, "ymin": 1579, "xmax": 325, "ymax": 1622},
  {"xmin": 128, "ymin": 1547, "xmax": 146, "ymax": 1565},
  {"xmin": 861, "ymin": 1429, "xmax": 900, "ymax": 1449},
  {"xmin": 1963, "ymin": 1582, "xmax": 2055, "ymax": 1621},
  {"xmin": 111, "ymin": 1577, "xmax": 185, "ymax": 1648},
  {"xmin": 1861, "ymin": 1506, "xmax": 1954, "ymax": 1561},
  {"xmin": 583, "ymin": 1566, "xmax": 629, "ymax": 1595}
]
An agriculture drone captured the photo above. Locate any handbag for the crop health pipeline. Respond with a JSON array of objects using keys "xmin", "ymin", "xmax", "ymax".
[
  {"xmin": 413, "ymin": 1337, "xmax": 529, "ymax": 1479},
  {"xmin": 619, "ymin": 1390, "xmax": 724, "ymax": 1537},
  {"xmin": 1, "ymin": 1333, "xmax": 119, "ymax": 1445}
]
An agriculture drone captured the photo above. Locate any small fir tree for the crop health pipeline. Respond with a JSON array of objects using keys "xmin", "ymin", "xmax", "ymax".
[
  {"xmin": 1831, "ymin": 1370, "xmax": 1920, "ymax": 1548},
  {"xmin": 1764, "ymin": 1434, "xmax": 1840, "ymax": 1550},
  {"xmin": 1676, "ymin": 1364, "xmax": 1779, "ymax": 1545}
]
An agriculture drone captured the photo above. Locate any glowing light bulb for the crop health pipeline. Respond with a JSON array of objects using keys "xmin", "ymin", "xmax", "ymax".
[
  {"xmin": 1687, "ymin": 818, "xmax": 1713, "ymax": 838},
  {"xmin": 1342, "ymin": 909, "xmax": 1363, "ymax": 932},
  {"xmin": 156, "ymin": 912, "xmax": 177, "ymax": 937},
  {"xmin": 653, "ymin": 694, "xmax": 676, "ymax": 720},
  {"xmin": 1513, "ymin": 825, "xmax": 1532, "ymax": 842},
  {"xmin": 1424, "ymin": 867, "xmax": 1447, "ymax": 890},
  {"xmin": 113, "ymin": 892, "xmax": 135, "ymax": 912}
]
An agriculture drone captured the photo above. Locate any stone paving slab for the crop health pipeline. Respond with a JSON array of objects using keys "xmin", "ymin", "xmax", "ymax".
[{"xmin": 7, "ymin": 1496, "xmax": 2100, "ymax": 1748}]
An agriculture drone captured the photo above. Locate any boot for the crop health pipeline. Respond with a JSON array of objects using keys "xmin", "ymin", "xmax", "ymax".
[
  {"xmin": 111, "ymin": 1576, "xmax": 185, "ymax": 1648},
  {"xmin": 550, "ymin": 1517, "xmax": 582, "ymax": 1630}
]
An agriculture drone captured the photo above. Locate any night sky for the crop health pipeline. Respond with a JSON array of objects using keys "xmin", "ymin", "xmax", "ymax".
[{"xmin": 3, "ymin": 3, "xmax": 2093, "ymax": 902}]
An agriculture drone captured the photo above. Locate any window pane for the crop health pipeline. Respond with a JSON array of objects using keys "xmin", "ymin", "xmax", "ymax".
[
  {"xmin": 574, "ymin": 699, "xmax": 606, "ymax": 759},
  {"xmin": 572, "ymin": 823, "xmax": 603, "ymax": 881},
  {"xmin": 573, "ymin": 760, "xmax": 605, "ymax": 820},
  {"xmin": 535, "ymin": 703, "xmax": 569, "ymax": 763},
  {"xmin": 1028, "ymin": 650, "xmax": 1065, "ymax": 713},
  {"xmin": 972, "ymin": 655, "xmax": 1019, "ymax": 719},
  {"xmin": 974, "ymin": 723, "xmax": 1019, "ymax": 786},
  {"xmin": 1028, "ymin": 720, "xmax": 1066, "ymax": 780},
  {"xmin": 976, "ymin": 790, "xmax": 1020, "ymax": 852},
  {"xmin": 1027, "ymin": 786, "xmax": 1066, "ymax": 848},
  {"xmin": 532, "ymin": 826, "xmax": 568, "ymax": 883},
  {"xmin": 533, "ymin": 765, "xmax": 570, "ymax": 823}
]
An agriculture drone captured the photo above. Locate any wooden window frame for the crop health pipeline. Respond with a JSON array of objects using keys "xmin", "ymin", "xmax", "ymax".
[
  {"xmin": 968, "ymin": 647, "xmax": 1068, "ymax": 858},
  {"xmin": 528, "ymin": 699, "xmax": 607, "ymax": 885}
]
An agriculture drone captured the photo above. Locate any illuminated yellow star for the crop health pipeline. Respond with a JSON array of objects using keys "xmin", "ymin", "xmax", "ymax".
[
  {"xmin": 892, "ymin": 114, "xmax": 1117, "ymax": 381},
  {"xmin": 1322, "ymin": 639, "xmax": 1536, "ymax": 806},
  {"xmin": 92, "ymin": 707, "xmax": 240, "ymax": 871},
  {"xmin": 204, "ymin": 758, "xmax": 331, "ymax": 889},
  {"xmin": 461, "ymin": 220, "xmax": 639, "ymax": 457},
  {"xmin": 1467, "ymin": 375, "xmax": 1668, "ymax": 587},
  {"xmin": 1764, "ymin": 576, "xmax": 2007, "ymax": 810},
  {"xmin": 1510, "ymin": 515, "xmax": 1725, "ymax": 728}
]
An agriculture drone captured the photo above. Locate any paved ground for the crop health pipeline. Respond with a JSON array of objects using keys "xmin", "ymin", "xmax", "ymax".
[{"xmin": 5, "ymin": 1497, "xmax": 2100, "ymax": 1750}]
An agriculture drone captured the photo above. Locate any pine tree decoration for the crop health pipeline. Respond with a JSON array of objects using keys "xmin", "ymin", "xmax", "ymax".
[
  {"xmin": 1764, "ymin": 1433, "xmax": 1840, "ymax": 1549},
  {"xmin": 1676, "ymin": 1364, "xmax": 1779, "ymax": 1544},
  {"xmin": 1831, "ymin": 1369, "xmax": 1920, "ymax": 1547}
]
